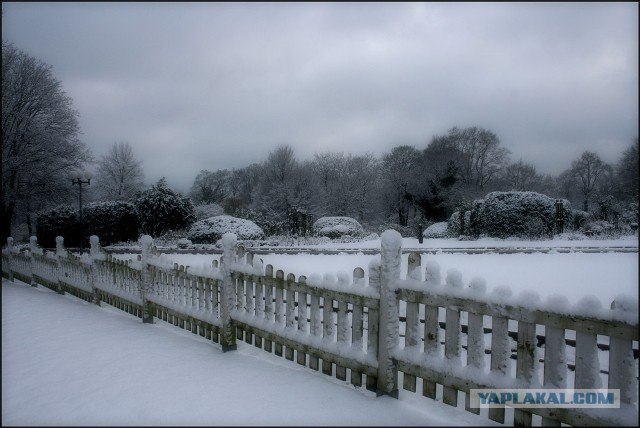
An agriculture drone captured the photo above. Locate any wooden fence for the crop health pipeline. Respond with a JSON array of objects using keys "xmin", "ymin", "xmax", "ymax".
[{"xmin": 2, "ymin": 232, "xmax": 638, "ymax": 426}]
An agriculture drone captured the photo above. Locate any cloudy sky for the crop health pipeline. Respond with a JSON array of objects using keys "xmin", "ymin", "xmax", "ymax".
[{"xmin": 2, "ymin": 2, "xmax": 638, "ymax": 193}]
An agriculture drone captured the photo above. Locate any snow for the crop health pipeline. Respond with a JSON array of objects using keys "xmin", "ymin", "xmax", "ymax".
[
  {"xmin": 423, "ymin": 222, "xmax": 449, "ymax": 239},
  {"xmin": 312, "ymin": 216, "xmax": 364, "ymax": 237},
  {"xmin": 187, "ymin": 215, "xmax": 264, "ymax": 244},
  {"xmin": 3, "ymin": 279, "xmax": 503, "ymax": 426}
]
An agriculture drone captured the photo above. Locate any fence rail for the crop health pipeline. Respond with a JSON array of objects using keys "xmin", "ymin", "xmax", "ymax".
[{"xmin": 2, "ymin": 232, "xmax": 638, "ymax": 427}]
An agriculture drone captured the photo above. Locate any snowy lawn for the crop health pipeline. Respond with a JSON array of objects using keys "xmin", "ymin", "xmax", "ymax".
[
  {"xmin": 2, "ymin": 279, "xmax": 499, "ymax": 426},
  {"xmin": 115, "ymin": 249, "xmax": 638, "ymax": 304}
]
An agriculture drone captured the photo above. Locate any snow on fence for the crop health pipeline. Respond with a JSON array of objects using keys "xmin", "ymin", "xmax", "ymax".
[{"xmin": 2, "ymin": 231, "xmax": 638, "ymax": 427}]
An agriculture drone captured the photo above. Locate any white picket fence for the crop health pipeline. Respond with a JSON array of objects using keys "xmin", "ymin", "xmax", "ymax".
[{"xmin": 2, "ymin": 232, "xmax": 638, "ymax": 426}]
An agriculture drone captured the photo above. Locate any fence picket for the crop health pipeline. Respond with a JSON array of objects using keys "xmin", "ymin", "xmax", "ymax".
[
  {"xmin": 285, "ymin": 273, "xmax": 296, "ymax": 361},
  {"xmin": 297, "ymin": 276, "xmax": 308, "ymax": 366},
  {"xmin": 488, "ymin": 315, "xmax": 510, "ymax": 424},
  {"xmin": 309, "ymin": 288, "xmax": 321, "ymax": 371},
  {"xmin": 514, "ymin": 321, "xmax": 536, "ymax": 426},
  {"xmin": 264, "ymin": 265, "xmax": 274, "ymax": 353},
  {"xmin": 351, "ymin": 267, "xmax": 365, "ymax": 387}
]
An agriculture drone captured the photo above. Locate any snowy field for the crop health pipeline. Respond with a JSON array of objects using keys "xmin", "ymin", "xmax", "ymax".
[
  {"xmin": 114, "ymin": 237, "xmax": 638, "ymax": 305},
  {"xmin": 2, "ymin": 279, "xmax": 498, "ymax": 426}
]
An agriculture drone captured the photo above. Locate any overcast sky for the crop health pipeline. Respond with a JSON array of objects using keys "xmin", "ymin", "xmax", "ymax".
[{"xmin": 2, "ymin": 2, "xmax": 638, "ymax": 193}]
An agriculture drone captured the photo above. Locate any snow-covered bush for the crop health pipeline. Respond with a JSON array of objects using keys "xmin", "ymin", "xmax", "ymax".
[
  {"xmin": 36, "ymin": 205, "xmax": 80, "ymax": 248},
  {"xmin": 447, "ymin": 211, "xmax": 472, "ymax": 237},
  {"xmin": 583, "ymin": 220, "xmax": 616, "ymax": 236},
  {"xmin": 135, "ymin": 178, "xmax": 195, "ymax": 236},
  {"xmin": 36, "ymin": 201, "xmax": 139, "ymax": 248},
  {"xmin": 83, "ymin": 201, "xmax": 139, "ymax": 246},
  {"xmin": 176, "ymin": 238, "xmax": 192, "ymax": 249},
  {"xmin": 313, "ymin": 216, "xmax": 364, "ymax": 239},
  {"xmin": 193, "ymin": 203, "xmax": 224, "ymax": 220},
  {"xmin": 570, "ymin": 209, "xmax": 591, "ymax": 231},
  {"xmin": 423, "ymin": 222, "xmax": 449, "ymax": 239},
  {"xmin": 186, "ymin": 215, "xmax": 264, "ymax": 244},
  {"xmin": 470, "ymin": 192, "xmax": 571, "ymax": 239},
  {"xmin": 235, "ymin": 208, "xmax": 287, "ymax": 236}
]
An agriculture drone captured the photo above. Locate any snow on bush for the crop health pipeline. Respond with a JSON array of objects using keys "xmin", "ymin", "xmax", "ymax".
[
  {"xmin": 36, "ymin": 205, "xmax": 80, "ymax": 248},
  {"xmin": 312, "ymin": 217, "xmax": 364, "ymax": 239},
  {"xmin": 187, "ymin": 215, "xmax": 264, "ymax": 244},
  {"xmin": 447, "ymin": 211, "xmax": 472, "ymax": 237},
  {"xmin": 135, "ymin": 178, "xmax": 195, "ymax": 236},
  {"xmin": 176, "ymin": 238, "xmax": 192, "ymax": 249},
  {"xmin": 83, "ymin": 201, "xmax": 139, "ymax": 246},
  {"xmin": 583, "ymin": 220, "xmax": 615, "ymax": 236},
  {"xmin": 423, "ymin": 222, "xmax": 449, "ymax": 239},
  {"xmin": 470, "ymin": 192, "xmax": 571, "ymax": 239}
]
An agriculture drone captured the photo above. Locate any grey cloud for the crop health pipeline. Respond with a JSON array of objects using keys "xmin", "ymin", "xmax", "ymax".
[{"xmin": 2, "ymin": 2, "xmax": 637, "ymax": 192}]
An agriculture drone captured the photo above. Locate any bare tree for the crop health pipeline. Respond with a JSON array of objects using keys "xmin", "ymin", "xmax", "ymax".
[
  {"xmin": 614, "ymin": 137, "xmax": 639, "ymax": 202},
  {"xmin": 501, "ymin": 160, "xmax": 542, "ymax": 191},
  {"xmin": 381, "ymin": 145, "xmax": 421, "ymax": 226},
  {"xmin": 2, "ymin": 42, "xmax": 91, "ymax": 241},
  {"xmin": 94, "ymin": 141, "xmax": 144, "ymax": 200},
  {"xmin": 570, "ymin": 151, "xmax": 611, "ymax": 212},
  {"xmin": 447, "ymin": 126, "xmax": 510, "ymax": 191},
  {"xmin": 266, "ymin": 144, "xmax": 296, "ymax": 183},
  {"xmin": 189, "ymin": 169, "xmax": 230, "ymax": 205}
]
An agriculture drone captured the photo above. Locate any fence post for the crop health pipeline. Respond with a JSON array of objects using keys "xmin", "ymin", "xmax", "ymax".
[
  {"xmin": 89, "ymin": 235, "xmax": 104, "ymax": 306},
  {"xmin": 54, "ymin": 236, "xmax": 67, "ymax": 294},
  {"xmin": 29, "ymin": 236, "xmax": 38, "ymax": 287},
  {"xmin": 6, "ymin": 237, "xmax": 14, "ymax": 281},
  {"xmin": 376, "ymin": 229, "xmax": 401, "ymax": 398},
  {"xmin": 139, "ymin": 235, "xmax": 155, "ymax": 324},
  {"xmin": 220, "ymin": 233, "xmax": 238, "ymax": 352}
]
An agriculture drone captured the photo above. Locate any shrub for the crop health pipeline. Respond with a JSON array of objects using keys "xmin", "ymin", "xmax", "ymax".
[
  {"xmin": 312, "ymin": 216, "xmax": 364, "ymax": 239},
  {"xmin": 570, "ymin": 209, "xmax": 591, "ymax": 231},
  {"xmin": 186, "ymin": 215, "xmax": 264, "ymax": 244},
  {"xmin": 423, "ymin": 222, "xmax": 449, "ymax": 239},
  {"xmin": 83, "ymin": 201, "xmax": 139, "ymax": 246},
  {"xmin": 36, "ymin": 201, "xmax": 139, "ymax": 248},
  {"xmin": 447, "ymin": 211, "xmax": 472, "ymax": 237},
  {"xmin": 470, "ymin": 191, "xmax": 571, "ymax": 239},
  {"xmin": 235, "ymin": 208, "xmax": 287, "ymax": 236},
  {"xmin": 36, "ymin": 205, "xmax": 80, "ymax": 248},
  {"xmin": 135, "ymin": 178, "xmax": 195, "ymax": 236},
  {"xmin": 583, "ymin": 220, "xmax": 616, "ymax": 236}
]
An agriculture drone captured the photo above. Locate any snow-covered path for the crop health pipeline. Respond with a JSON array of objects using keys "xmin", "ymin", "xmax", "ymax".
[{"xmin": 2, "ymin": 279, "xmax": 498, "ymax": 426}]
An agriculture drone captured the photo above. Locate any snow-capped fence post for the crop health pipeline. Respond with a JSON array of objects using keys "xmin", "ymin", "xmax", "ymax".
[
  {"xmin": 53, "ymin": 236, "xmax": 66, "ymax": 294},
  {"xmin": 5, "ymin": 237, "xmax": 14, "ymax": 281},
  {"xmin": 28, "ymin": 236, "xmax": 39, "ymax": 288},
  {"xmin": 89, "ymin": 235, "xmax": 105, "ymax": 306},
  {"xmin": 376, "ymin": 230, "xmax": 400, "ymax": 398},
  {"xmin": 219, "ymin": 233, "xmax": 238, "ymax": 352},
  {"xmin": 139, "ymin": 235, "xmax": 155, "ymax": 324}
]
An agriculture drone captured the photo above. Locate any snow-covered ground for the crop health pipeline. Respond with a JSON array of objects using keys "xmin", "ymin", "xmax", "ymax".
[{"xmin": 2, "ymin": 279, "xmax": 499, "ymax": 426}]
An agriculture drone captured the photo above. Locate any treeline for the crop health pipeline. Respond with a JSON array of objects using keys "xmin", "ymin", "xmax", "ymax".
[
  {"xmin": 188, "ymin": 128, "xmax": 639, "ymax": 235},
  {"xmin": 3, "ymin": 41, "xmax": 638, "ymax": 243}
]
